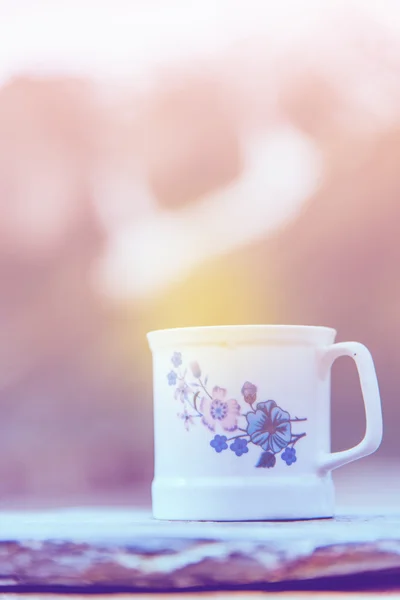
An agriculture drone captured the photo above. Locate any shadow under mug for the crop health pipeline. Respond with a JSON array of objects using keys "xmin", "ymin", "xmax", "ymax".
[{"xmin": 147, "ymin": 325, "xmax": 382, "ymax": 521}]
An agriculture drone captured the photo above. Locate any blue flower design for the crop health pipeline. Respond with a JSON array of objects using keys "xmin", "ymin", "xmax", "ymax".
[
  {"xmin": 256, "ymin": 451, "xmax": 276, "ymax": 468},
  {"xmin": 167, "ymin": 357, "xmax": 307, "ymax": 467},
  {"xmin": 171, "ymin": 352, "xmax": 182, "ymax": 368},
  {"xmin": 281, "ymin": 447, "xmax": 297, "ymax": 466},
  {"xmin": 167, "ymin": 370, "xmax": 177, "ymax": 386},
  {"xmin": 230, "ymin": 438, "xmax": 249, "ymax": 457},
  {"xmin": 210, "ymin": 434, "xmax": 228, "ymax": 453},
  {"xmin": 246, "ymin": 400, "xmax": 291, "ymax": 453}
]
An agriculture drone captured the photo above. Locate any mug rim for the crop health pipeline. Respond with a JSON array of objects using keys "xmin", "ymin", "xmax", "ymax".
[{"xmin": 147, "ymin": 324, "xmax": 337, "ymax": 349}]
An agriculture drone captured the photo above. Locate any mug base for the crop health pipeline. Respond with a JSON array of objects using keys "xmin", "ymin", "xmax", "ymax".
[{"xmin": 152, "ymin": 476, "xmax": 335, "ymax": 521}]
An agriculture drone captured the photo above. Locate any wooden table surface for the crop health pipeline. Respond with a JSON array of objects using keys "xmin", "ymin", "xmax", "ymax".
[
  {"xmin": 0, "ymin": 459, "xmax": 398, "ymax": 596},
  {"xmin": 3, "ymin": 591, "xmax": 396, "ymax": 597}
]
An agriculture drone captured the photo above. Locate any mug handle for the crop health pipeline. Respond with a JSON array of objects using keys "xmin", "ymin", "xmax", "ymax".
[{"xmin": 318, "ymin": 342, "xmax": 383, "ymax": 475}]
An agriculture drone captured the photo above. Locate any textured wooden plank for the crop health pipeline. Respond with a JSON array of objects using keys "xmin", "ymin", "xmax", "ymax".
[
  {"xmin": 0, "ymin": 509, "xmax": 398, "ymax": 590},
  {"xmin": 2, "ymin": 594, "xmax": 400, "ymax": 599}
]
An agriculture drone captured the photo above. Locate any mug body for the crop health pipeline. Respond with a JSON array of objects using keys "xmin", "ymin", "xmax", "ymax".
[{"xmin": 147, "ymin": 325, "xmax": 337, "ymax": 520}]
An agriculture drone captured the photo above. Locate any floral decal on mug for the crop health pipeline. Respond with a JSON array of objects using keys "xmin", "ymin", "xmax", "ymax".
[{"xmin": 168, "ymin": 353, "xmax": 307, "ymax": 468}]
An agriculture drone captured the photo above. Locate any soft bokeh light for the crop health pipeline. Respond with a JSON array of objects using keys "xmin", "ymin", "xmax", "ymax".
[{"xmin": 97, "ymin": 127, "xmax": 321, "ymax": 298}]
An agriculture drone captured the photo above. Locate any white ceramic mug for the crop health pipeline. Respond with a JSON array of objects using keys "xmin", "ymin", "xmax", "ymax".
[{"xmin": 147, "ymin": 325, "xmax": 382, "ymax": 521}]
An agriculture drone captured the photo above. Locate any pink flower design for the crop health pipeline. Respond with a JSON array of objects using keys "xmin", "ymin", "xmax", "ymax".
[
  {"xmin": 200, "ymin": 386, "xmax": 240, "ymax": 432},
  {"xmin": 174, "ymin": 379, "xmax": 190, "ymax": 402},
  {"xmin": 241, "ymin": 381, "xmax": 257, "ymax": 405},
  {"xmin": 190, "ymin": 361, "xmax": 202, "ymax": 378},
  {"xmin": 178, "ymin": 407, "xmax": 194, "ymax": 430}
]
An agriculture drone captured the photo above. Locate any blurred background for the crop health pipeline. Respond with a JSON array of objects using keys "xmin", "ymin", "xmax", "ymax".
[{"xmin": 0, "ymin": 0, "xmax": 398, "ymax": 506}]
